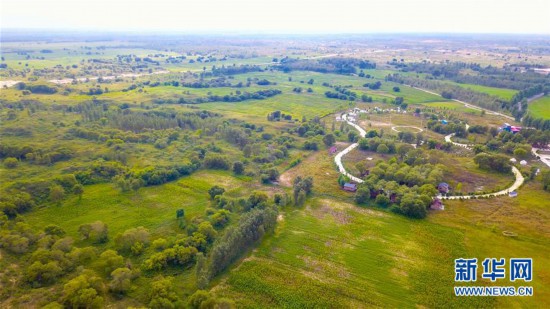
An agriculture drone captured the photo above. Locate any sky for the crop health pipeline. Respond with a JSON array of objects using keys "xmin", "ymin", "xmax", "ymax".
[{"xmin": 1, "ymin": 0, "xmax": 550, "ymax": 34}]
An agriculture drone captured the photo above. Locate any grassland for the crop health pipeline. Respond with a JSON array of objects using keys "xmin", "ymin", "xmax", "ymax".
[
  {"xmin": 528, "ymin": 95, "xmax": 550, "ymax": 119},
  {"xmin": 213, "ymin": 180, "xmax": 550, "ymax": 308},
  {"xmin": 421, "ymin": 101, "xmax": 481, "ymax": 115},
  {"xmin": 442, "ymin": 81, "xmax": 518, "ymax": 100}
]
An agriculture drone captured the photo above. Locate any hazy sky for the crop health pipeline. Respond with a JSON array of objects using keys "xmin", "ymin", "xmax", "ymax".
[{"xmin": 2, "ymin": 0, "xmax": 549, "ymax": 34}]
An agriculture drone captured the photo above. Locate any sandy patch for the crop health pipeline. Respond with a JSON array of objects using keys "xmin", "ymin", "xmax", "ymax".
[{"xmin": 0, "ymin": 80, "xmax": 21, "ymax": 88}]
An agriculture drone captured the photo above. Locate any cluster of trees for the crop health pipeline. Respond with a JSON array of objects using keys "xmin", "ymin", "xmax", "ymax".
[
  {"xmin": 324, "ymin": 85, "xmax": 357, "ymax": 101},
  {"xmin": 394, "ymin": 61, "xmax": 549, "ymax": 92},
  {"xmin": 473, "ymin": 153, "xmax": 512, "ymax": 173},
  {"xmin": 293, "ymin": 176, "xmax": 313, "ymax": 206},
  {"xmin": 359, "ymin": 137, "xmax": 397, "ymax": 154},
  {"xmin": 294, "ymin": 116, "xmax": 325, "ymax": 138},
  {"xmin": 267, "ymin": 110, "xmax": 294, "ymax": 121},
  {"xmin": 363, "ymin": 81, "xmax": 382, "ymax": 90},
  {"xmin": 427, "ymin": 119, "xmax": 468, "ymax": 137},
  {"xmin": 181, "ymin": 77, "xmax": 232, "ymax": 88},
  {"xmin": 278, "ymin": 57, "xmax": 375, "ymax": 74},
  {"xmin": 0, "ymin": 143, "xmax": 73, "ymax": 166},
  {"xmin": 361, "ymin": 94, "xmax": 373, "ymax": 102},
  {"xmin": 386, "ymin": 73, "xmax": 506, "ymax": 112},
  {"xmin": 354, "ymin": 158, "xmax": 443, "ymax": 219},
  {"xmin": 523, "ymin": 114, "xmax": 550, "ymax": 131},
  {"xmin": 472, "ymin": 129, "xmax": 549, "ymax": 160},
  {"xmin": 118, "ymin": 162, "xmax": 200, "ymax": 189},
  {"xmin": 211, "ymin": 64, "xmax": 263, "ymax": 76},
  {"xmin": 16, "ymin": 82, "xmax": 58, "ymax": 94},
  {"xmin": 197, "ymin": 89, "xmax": 282, "ymax": 103},
  {"xmin": 203, "ymin": 206, "xmax": 278, "ymax": 282}
]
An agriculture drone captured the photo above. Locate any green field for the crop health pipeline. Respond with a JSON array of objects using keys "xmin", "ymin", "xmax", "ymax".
[
  {"xmin": 528, "ymin": 95, "xmax": 550, "ymax": 119},
  {"xmin": 442, "ymin": 81, "xmax": 518, "ymax": 100},
  {"xmin": 422, "ymin": 101, "xmax": 481, "ymax": 114}
]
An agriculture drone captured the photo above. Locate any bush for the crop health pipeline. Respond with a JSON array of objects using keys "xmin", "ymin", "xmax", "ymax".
[
  {"xmin": 208, "ymin": 185, "xmax": 225, "ymax": 199},
  {"xmin": 232, "ymin": 161, "xmax": 244, "ymax": 175},
  {"xmin": 203, "ymin": 154, "xmax": 230, "ymax": 170},
  {"xmin": 115, "ymin": 227, "xmax": 150, "ymax": 254},
  {"xmin": 3, "ymin": 157, "xmax": 18, "ymax": 168}
]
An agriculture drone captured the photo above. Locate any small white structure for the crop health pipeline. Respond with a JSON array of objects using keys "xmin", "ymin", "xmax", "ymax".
[
  {"xmin": 510, "ymin": 158, "xmax": 517, "ymax": 163},
  {"xmin": 509, "ymin": 191, "xmax": 518, "ymax": 198},
  {"xmin": 520, "ymin": 160, "xmax": 528, "ymax": 166}
]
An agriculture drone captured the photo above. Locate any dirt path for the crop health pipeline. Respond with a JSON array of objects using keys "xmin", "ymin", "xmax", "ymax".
[
  {"xmin": 336, "ymin": 111, "xmax": 525, "ymax": 200},
  {"xmin": 440, "ymin": 166, "xmax": 524, "ymax": 200},
  {"xmin": 334, "ymin": 114, "xmax": 366, "ymax": 184},
  {"xmin": 532, "ymin": 147, "xmax": 550, "ymax": 169},
  {"xmin": 391, "ymin": 126, "xmax": 423, "ymax": 133}
]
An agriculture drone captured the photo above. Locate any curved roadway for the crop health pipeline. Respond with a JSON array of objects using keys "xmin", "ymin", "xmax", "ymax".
[{"xmin": 334, "ymin": 112, "xmax": 524, "ymax": 200}]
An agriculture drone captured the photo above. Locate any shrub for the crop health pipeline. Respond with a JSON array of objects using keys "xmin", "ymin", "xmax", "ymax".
[{"xmin": 3, "ymin": 157, "xmax": 18, "ymax": 168}]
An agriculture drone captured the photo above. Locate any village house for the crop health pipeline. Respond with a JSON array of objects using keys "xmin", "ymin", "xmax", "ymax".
[
  {"xmin": 437, "ymin": 182, "xmax": 450, "ymax": 194},
  {"xmin": 431, "ymin": 198, "xmax": 444, "ymax": 210},
  {"xmin": 343, "ymin": 183, "xmax": 357, "ymax": 192}
]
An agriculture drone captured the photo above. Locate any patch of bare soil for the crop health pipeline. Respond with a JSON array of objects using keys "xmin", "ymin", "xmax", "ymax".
[{"xmin": 359, "ymin": 120, "xmax": 391, "ymax": 128}]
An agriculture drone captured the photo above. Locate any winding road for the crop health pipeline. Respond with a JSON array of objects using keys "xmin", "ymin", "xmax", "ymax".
[{"xmin": 334, "ymin": 112, "xmax": 525, "ymax": 200}]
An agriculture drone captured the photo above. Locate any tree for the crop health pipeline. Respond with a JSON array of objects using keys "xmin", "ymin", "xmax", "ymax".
[
  {"xmin": 49, "ymin": 185, "xmax": 65, "ymax": 206},
  {"xmin": 98, "ymin": 250, "xmax": 124, "ymax": 274},
  {"xmin": 375, "ymin": 194, "xmax": 390, "ymax": 207},
  {"xmin": 513, "ymin": 148, "xmax": 528, "ymax": 159},
  {"xmin": 393, "ymin": 86, "xmax": 400, "ymax": 92},
  {"xmin": 246, "ymin": 191, "xmax": 269, "ymax": 210},
  {"xmin": 148, "ymin": 276, "xmax": 181, "ymax": 309},
  {"xmin": 62, "ymin": 271, "xmax": 104, "ymax": 309},
  {"xmin": 232, "ymin": 161, "xmax": 244, "ymax": 175},
  {"xmin": 473, "ymin": 153, "xmax": 512, "ymax": 173},
  {"xmin": 376, "ymin": 144, "xmax": 389, "ymax": 154},
  {"xmin": 78, "ymin": 221, "xmax": 108, "ymax": 243},
  {"xmin": 109, "ymin": 267, "xmax": 138, "ymax": 295},
  {"xmin": 354, "ymin": 187, "xmax": 370, "ymax": 204},
  {"xmin": 115, "ymin": 227, "xmax": 150, "ymax": 254},
  {"xmin": 3, "ymin": 157, "xmax": 18, "ymax": 168},
  {"xmin": 348, "ymin": 131, "xmax": 357, "ymax": 142},
  {"xmin": 323, "ymin": 134, "xmax": 336, "ymax": 147},
  {"xmin": 44, "ymin": 224, "xmax": 66, "ymax": 237},
  {"xmin": 208, "ymin": 185, "xmax": 225, "ymax": 199},
  {"xmin": 210, "ymin": 210, "xmax": 230, "ymax": 229},
  {"xmin": 542, "ymin": 170, "xmax": 550, "ymax": 192},
  {"xmin": 198, "ymin": 221, "xmax": 218, "ymax": 241},
  {"xmin": 400, "ymin": 193, "xmax": 427, "ymax": 219},
  {"xmin": 25, "ymin": 261, "xmax": 63, "ymax": 286},
  {"xmin": 187, "ymin": 290, "xmax": 211, "ymax": 309},
  {"xmin": 73, "ymin": 184, "xmax": 84, "ymax": 200},
  {"xmin": 208, "ymin": 207, "xmax": 277, "ymax": 278}
]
